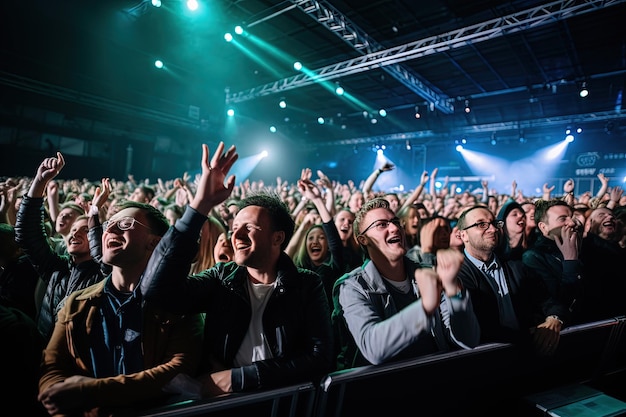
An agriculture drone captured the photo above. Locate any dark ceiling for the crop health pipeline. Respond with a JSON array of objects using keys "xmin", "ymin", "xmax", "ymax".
[{"xmin": 1, "ymin": 0, "xmax": 625, "ymax": 157}]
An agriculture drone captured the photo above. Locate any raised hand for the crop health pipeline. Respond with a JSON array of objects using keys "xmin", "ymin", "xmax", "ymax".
[
  {"xmin": 414, "ymin": 268, "xmax": 442, "ymax": 315},
  {"xmin": 191, "ymin": 142, "xmax": 238, "ymax": 216},
  {"xmin": 434, "ymin": 248, "xmax": 464, "ymax": 296},
  {"xmin": 92, "ymin": 178, "xmax": 112, "ymax": 210},
  {"xmin": 28, "ymin": 152, "xmax": 65, "ymax": 197},
  {"xmin": 563, "ymin": 179, "xmax": 575, "ymax": 194}
]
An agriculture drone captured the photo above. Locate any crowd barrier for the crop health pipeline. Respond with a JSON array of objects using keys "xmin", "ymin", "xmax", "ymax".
[{"xmin": 123, "ymin": 316, "xmax": 626, "ymax": 417}]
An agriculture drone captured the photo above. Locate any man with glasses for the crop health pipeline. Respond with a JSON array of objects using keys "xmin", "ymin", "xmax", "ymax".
[
  {"xmin": 456, "ymin": 205, "xmax": 565, "ymax": 356},
  {"xmin": 332, "ymin": 197, "xmax": 480, "ymax": 370},
  {"xmin": 37, "ymin": 142, "xmax": 237, "ymax": 415}
]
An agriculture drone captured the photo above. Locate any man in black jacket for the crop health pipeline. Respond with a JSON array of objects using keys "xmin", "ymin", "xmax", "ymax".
[
  {"xmin": 142, "ymin": 146, "xmax": 333, "ymax": 396},
  {"xmin": 15, "ymin": 153, "xmax": 104, "ymax": 340},
  {"xmin": 456, "ymin": 205, "xmax": 566, "ymax": 356},
  {"xmin": 522, "ymin": 199, "xmax": 583, "ymax": 325}
]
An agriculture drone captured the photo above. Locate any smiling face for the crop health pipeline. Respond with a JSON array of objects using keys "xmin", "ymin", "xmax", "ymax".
[
  {"xmin": 306, "ymin": 226, "xmax": 328, "ymax": 265},
  {"xmin": 213, "ymin": 232, "xmax": 234, "ymax": 264},
  {"xmin": 357, "ymin": 207, "xmax": 406, "ymax": 264},
  {"xmin": 231, "ymin": 206, "xmax": 281, "ymax": 270},
  {"xmin": 587, "ymin": 207, "xmax": 618, "ymax": 241},
  {"xmin": 538, "ymin": 204, "xmax": 576, "ymax": 240},
  {"xmin": 505, "ymin": 207, "xmax": 526, "ymax": 236},
  {"xmin": 56, "ymin": 207, "xmax": 80, "ymax": 236},
  {"xmin": 334, "ymin": 209, "xmax": 355, "ymax": 244},
  {"xmin": 460, "ymin": 208, "xmax": 500, "ymax": 261},
  {"xmin": 101, "ymin": 207, "xmax": 158, "ymax": 268},
  {"xmin": 65, "ymin": 217, "xmax": 91, "ymax": 261}
]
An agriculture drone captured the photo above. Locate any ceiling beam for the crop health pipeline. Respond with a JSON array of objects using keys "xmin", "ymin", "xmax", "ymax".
[
  {"xmin": 291, "ymin": 0, "xmax": 454, "ymax": 114},
  {"xmin": 226, "ymin": 0, "xmax": 626, "ymax": 107},
  {"xmin": 302, "ymin": 110, "xmax": 625, "ymax": 150}
]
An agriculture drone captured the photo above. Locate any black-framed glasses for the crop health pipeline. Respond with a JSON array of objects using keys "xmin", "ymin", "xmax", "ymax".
[
  {"xmin": 103, "ymin": 216, "xmax": 152, "ymax": 232},
  {"xmin": 462, "ymin": 220, "xmax": 504, "ymax": 231},
  {"xmin": 359, "ymin": 217, "xmax": 401, "ymax": 236}
]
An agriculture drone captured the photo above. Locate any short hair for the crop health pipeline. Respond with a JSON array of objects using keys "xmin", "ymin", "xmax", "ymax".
[
  {"xmin": 59, "ymin": 202, "xmax": 85, "ymax": 216},
  {"xmin": 534, "ymin": 199, "xmax": 572, "ymax": 224},
  {"xmin": 353, "ymin": 197, "xmax": 390, "ymax": 237},
  {"xmin": 456, "ymin": 204, "xmax": 492, "ymax": 230},
  {"xmin": 164, "ymin": 203, "xmax": 184, "ymax": 218},
  {"xmin": 138, "ymin": 185, "xmax": 155, "ymax": 201},
  {"xmin": 239, "ymin": 192, "xmax": 295, "ymax": 250},
  {"xmin": 113, "ymin": 200, "xmax": 169, "ymax": 237}
]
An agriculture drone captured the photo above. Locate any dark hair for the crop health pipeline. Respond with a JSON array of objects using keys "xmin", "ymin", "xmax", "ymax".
[
  {"xmin": 164, "ymin": 203, "xmax": 184, "ymax": 218},
  {"xmin": 456, "ymin": 204, "xmax": 492, "ymax": 230},
  {"xmin": 113, "ymin": 200, "xmax": 169, "ymax": 237},
  {"xmin": 138, "ymin": 185, "xmax": 155, "ymax": 201},
  {"xmin": 534, "ymin": 199, "xmax": 572, "ymax": 224},
  {"xmin": 239, "ymin": 192, "xmax": 295, "ymax": 250}
]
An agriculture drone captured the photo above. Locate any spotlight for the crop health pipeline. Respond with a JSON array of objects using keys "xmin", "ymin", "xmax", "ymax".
[
  {"xmin": 464, "ymin": 99, "xmax": 471, "ymax": 113},
  {"xmin": 151, "ymin": 0, "xmax": 161, "ymax": 7},
  {"xmin": 406, "ymin": 140, "xmax": 411, "ymax": 150},
  {"xmin": 226, "ymin": 108, "xmax": 235, "ymax": 117},
  {"xmin": 186, "ymin": 0, "xmax": 199, "ymax": 11},
  {"xmin": 279, "ymin": 99, "xmax": 286, "ymax": 109},
  {"xmin": 565, "ymin": 134, "xmax": 575, "ymax": 143},
  {"xmin": 154, "ymin": 59, "xmax": 164, "ymax": 69},
  {"xmin": 576, "ymin": 127, "xmax": 583, "ymax": 134},
  {"xmin": 579, "ymin": 82, "xmax": 589, "ymax": 98},
  {"xmin": 456, "ymin": 144, "xmax": 463, "ymax": 152},
  {"xmin": 335, "ymin": 84, "xmax": 345, "ymax": 96},
  {"xmin": 317, "ymin": 117, "xmax": 325, "ymax": 124},
  {"xmin": 414, "ymin": 106, "xmax": 421, "ymax": 119},
  {"xmin": 234, "ymin": 25, "xmax": 244, "ymax": 35},
  {"xmin": 224, "ymin": 33, "xmax": 233, "ymax": 42},
  {"xmin": 378, "ymin": 109, "xmax": 387, "ymax": 117},
  {"xmin": 293, "ymin": 61, "xmax": 303, "ymax": 71},
  {"xmin": 269, "ymin": 126, "xmax": 277, "ymax": 133}
]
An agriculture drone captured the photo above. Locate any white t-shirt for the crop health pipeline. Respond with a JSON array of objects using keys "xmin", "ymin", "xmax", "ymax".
[{"xmin": 233, "ymin": 279, "xmax": 277, "ymax": 367}]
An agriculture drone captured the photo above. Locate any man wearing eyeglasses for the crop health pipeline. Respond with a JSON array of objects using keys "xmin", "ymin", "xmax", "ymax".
[
  {"xmin": 456, "ymin": 205, "xmax": 566, "ymax": 356},
  {"xmin": 37, "ymin": 143, "xmax": 237, "ymax": 416},
  {"xmin": 332, "ymin": 197, "xmax": 480, "ymax": 370}
]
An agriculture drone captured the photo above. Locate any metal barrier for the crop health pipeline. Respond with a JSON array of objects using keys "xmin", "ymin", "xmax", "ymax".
[
  {"xmin": 124, "ymin": 382, "xmax": 317, "ymax": 417},
  {"xmin": 120, "ymin": 317, "xmax": 626, "ymax": 417}
]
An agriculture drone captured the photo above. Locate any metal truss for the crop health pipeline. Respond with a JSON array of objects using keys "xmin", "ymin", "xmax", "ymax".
[
  {"xmin": 291, "ymin": 0, "xmax": 454, "ymax": 114},
  {"xmin": 302, "ymin": 110, "xmax": 626, "ymax": 150},
  {"xmin": 226, "ymin": 0, "xmax": 626, "ymax": 107}
]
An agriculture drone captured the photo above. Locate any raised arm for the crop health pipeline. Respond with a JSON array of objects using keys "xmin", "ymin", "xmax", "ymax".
[
  {"xmin": 398, "ymin": 170, "xmax": 429, "ymax": 213},
  {"xmin": 362, "ymin": 161, "xmax": 394, "ymax": 200}
]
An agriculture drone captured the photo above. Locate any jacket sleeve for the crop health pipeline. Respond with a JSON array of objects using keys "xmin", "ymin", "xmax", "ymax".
[
  {"xmin": 140, "ymin": 205, "xmax": 209, "ymax": 314},
  {"xmin": 522, "ymin": 249, "xmax": 580, "ymax": 325},
  {"xmin": 337, "ymin": 273, "xmax": 432, "ymax": 365},
  {"xmin": 439, "ymin": 291, "xmax": 481, "ymax": 349},
  {"xmin": 40, "ymin": 293, "xmax": 204, "ymax": 409},
  {"xmin": 14, "ymin": 195, "xmax": 68, "ymax": 282},
  {"xmin": 87, "ymin": 214, "xmax": 112, "ymax": 276}
]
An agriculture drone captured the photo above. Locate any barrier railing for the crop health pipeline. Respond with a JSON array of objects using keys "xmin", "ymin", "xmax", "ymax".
[{"xmin": 122, "ymin": 316, "xmax": 626, "ymax": 417}]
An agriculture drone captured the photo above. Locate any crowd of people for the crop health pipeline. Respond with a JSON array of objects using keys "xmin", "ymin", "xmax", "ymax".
[{"xmin": 1, "ymin": 143, "xmax": 625, "ymax": 416}]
